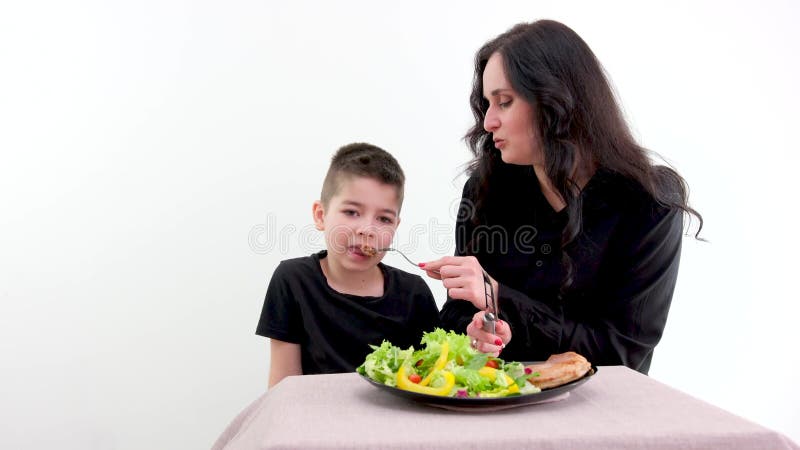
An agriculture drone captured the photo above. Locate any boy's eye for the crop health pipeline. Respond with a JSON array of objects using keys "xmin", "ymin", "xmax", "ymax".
[
  {"xmin": 342, "ymin": 209, "xmax": 358, "ymax": 216},
  {"xmin": 379, "ymin": 216, "xmax": 395, "ymax": 224}
]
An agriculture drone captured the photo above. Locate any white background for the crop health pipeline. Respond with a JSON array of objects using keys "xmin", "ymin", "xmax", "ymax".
[{"xmin": 1, "ymin": 1, "xmax": 798, "ymax": 449}]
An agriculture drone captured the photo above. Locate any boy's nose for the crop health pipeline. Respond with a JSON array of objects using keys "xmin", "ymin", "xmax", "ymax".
[{"xmin": 356, "ymin": 221, "xmax": 376, "ymax": 237}]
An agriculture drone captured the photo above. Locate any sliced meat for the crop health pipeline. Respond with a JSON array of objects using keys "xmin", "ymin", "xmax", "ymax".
[{"xmin": 525, "ymin": 351, "xmax": 591, "ymax": 389}]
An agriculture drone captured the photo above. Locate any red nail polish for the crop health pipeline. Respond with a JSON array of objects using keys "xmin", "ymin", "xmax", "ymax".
[
  {"xmin": 494, "ymin": 339, "xmax": 502, "ymax": 346},
  {"xmin": 418, "ymin": 263, "xmax": 426, "ymax": 268}
]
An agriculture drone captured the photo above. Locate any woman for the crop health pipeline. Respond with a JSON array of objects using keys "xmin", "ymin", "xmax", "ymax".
[{"xmin": 421, "ymin": 20, "xmax": 702, "ymax": 374}]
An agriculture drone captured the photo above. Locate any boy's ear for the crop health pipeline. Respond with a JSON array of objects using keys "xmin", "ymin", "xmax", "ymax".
[{"xmin": 312, "ymin": 200, "xmax": 325, "ymax": 231}]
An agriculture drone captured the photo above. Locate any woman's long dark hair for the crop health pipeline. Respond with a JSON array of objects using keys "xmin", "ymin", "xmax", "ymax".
[{"xmin": 464, "ymin": 20, "xmax": 703, "ymax": 294}]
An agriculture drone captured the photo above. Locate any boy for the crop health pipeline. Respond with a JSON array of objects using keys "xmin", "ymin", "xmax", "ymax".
[{"xmin": 256, "ymin": 143, "xmax": 440, "ymax": 387}]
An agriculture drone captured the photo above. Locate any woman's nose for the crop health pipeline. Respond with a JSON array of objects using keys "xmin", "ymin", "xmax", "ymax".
[{"xmin": 483, "ymin": 107, "xmax": 500, "ymax": 132}]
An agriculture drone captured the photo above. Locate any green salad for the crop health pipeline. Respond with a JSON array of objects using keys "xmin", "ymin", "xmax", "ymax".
[{"xmin": 356, "ymin": 328, "xmax": 541, "ymax": 398}]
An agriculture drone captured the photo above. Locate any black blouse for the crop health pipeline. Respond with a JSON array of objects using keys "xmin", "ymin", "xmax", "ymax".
[{"xmin": 440, "ymin": 165, "xmax": 683, "ymax": 374}]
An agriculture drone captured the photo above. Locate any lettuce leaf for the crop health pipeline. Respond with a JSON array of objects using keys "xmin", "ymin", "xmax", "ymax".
[
  {"xmin": 356, "ymin": 340, "xmax": 412, "ymax": 386},
  {"xmin": 357, "ymin": 328, "xmax": 540, "ymax": 397}
]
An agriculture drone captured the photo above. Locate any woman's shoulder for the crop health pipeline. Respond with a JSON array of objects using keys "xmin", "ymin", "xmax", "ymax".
[{"xmin": 588, "ymin": 167, "xmax": 680, "ymax": 228}]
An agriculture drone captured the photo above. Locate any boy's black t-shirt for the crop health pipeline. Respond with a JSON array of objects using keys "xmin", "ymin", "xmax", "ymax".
[{"xmin": 256, "ymin": 250, "xmax": 441, "ymax": 375}]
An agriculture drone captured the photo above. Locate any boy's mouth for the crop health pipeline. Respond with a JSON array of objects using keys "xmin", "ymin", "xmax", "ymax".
[
  {"xmin": 350, "ymin": 244, "xmax": 377, "ymax": 258},
  {"xmin": 359, "ymin": 245, "xmax": 378, "ymax": 257}
]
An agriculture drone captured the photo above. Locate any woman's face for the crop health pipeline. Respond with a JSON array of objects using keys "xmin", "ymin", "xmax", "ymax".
[{"xmin": 482, "ymin": 52, "xmax": 543, "ymax": 166}]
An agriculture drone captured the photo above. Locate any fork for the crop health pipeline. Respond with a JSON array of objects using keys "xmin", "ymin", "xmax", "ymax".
[{"xmin": 378, "ymin": 248, "xmax": 440, "ymax": 274}]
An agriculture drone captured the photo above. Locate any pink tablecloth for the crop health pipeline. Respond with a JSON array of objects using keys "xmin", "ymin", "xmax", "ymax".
[{"xmin": 213, "ymin": 366, "xmax": 798, "ymax": 450}]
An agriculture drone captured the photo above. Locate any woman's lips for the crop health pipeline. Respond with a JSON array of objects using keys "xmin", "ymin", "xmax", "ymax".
[{"xmin": 494, "ymin": 139, "xmax": 506, "ymax": 149}]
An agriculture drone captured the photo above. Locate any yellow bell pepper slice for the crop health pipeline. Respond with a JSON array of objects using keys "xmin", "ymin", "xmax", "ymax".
[
  {"xmin": 419, "ymin": 341, "xmax": 449, "ymax": 386},
  {"xmin": 478, "ymin": 366, "xmax": 520, "ymax": 394},
  {"xmin": 397, "ymin": 366, "xmax": 455, "ymax": 396}
]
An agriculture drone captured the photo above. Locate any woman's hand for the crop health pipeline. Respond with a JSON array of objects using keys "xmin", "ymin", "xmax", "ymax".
[
  {"xmin": 466, "ymin": 311, "xmax": 511, "ymax": 357},
  {"xmin": 420, "ymin": 256, "xmax": 498, "ymax": 311}
]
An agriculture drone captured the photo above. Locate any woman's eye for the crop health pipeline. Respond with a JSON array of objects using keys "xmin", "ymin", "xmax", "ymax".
[{"xmin": 499, "ymin": 99, "xmax": 512, "ymax": 108}]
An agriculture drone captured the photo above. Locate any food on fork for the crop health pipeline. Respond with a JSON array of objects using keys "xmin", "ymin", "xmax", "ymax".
[
  {"xmin": 360, "ymin": 245, "xmax": 378, "ymax": 256},
  {"xmin": 525, "ymin": 352, "xmax": 592, "ymax": 389}
]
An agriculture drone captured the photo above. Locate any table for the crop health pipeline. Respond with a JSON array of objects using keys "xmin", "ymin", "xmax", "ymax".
[{"xmin": 213, "ymin": 366, "xmax": 798, "ymax": 450}]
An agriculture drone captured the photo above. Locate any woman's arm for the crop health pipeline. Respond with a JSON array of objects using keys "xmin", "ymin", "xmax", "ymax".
[
  {"xmin": 493, "ymin": 207, "xmax": 684, "ymax": 372},
  {"xmin": 436, "ymin": 174, "xmax": 684, "ymax": 372},
  {"xmin": 268, "ymin": 339, "xmax": 302, "ymax": 388}
]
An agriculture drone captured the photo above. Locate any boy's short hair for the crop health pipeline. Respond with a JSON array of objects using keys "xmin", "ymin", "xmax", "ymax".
[{"xmin": 320, "ymin": 143, "xmax": 405, "ymax": 208}]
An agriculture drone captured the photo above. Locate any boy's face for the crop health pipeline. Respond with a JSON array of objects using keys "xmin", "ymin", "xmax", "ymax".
[{"xmin": 312, "ymin": 176, "xmax": 401, "ymax": 272}]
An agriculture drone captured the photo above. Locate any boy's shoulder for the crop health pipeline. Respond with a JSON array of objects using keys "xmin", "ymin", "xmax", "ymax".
[
  {"xmin": 273, "ymin": 251, "xmax": 324, "ymax": 279},
  {"xmin": 272, "ymin": 253, "xmax": 431, "ymax": 296}
]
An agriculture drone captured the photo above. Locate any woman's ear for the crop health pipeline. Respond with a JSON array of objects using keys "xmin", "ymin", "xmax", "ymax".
[{"xmin": 312, "ymin": 200, "xmax": 325, "ymax": 231}]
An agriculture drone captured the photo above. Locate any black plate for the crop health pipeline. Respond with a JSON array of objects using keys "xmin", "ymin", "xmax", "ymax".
[{"xmin": 359, "ymin": 366, "xmax": 596, "ymax": 410}]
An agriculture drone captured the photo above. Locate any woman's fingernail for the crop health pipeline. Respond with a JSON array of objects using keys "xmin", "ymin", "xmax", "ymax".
[
  {"xmin": 418, "ymin": 263, "xmax": 426, "ymax": 268},
  {"xmin": 494, "ymin": 339, "xmax": 503, "ymax": 346}
]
